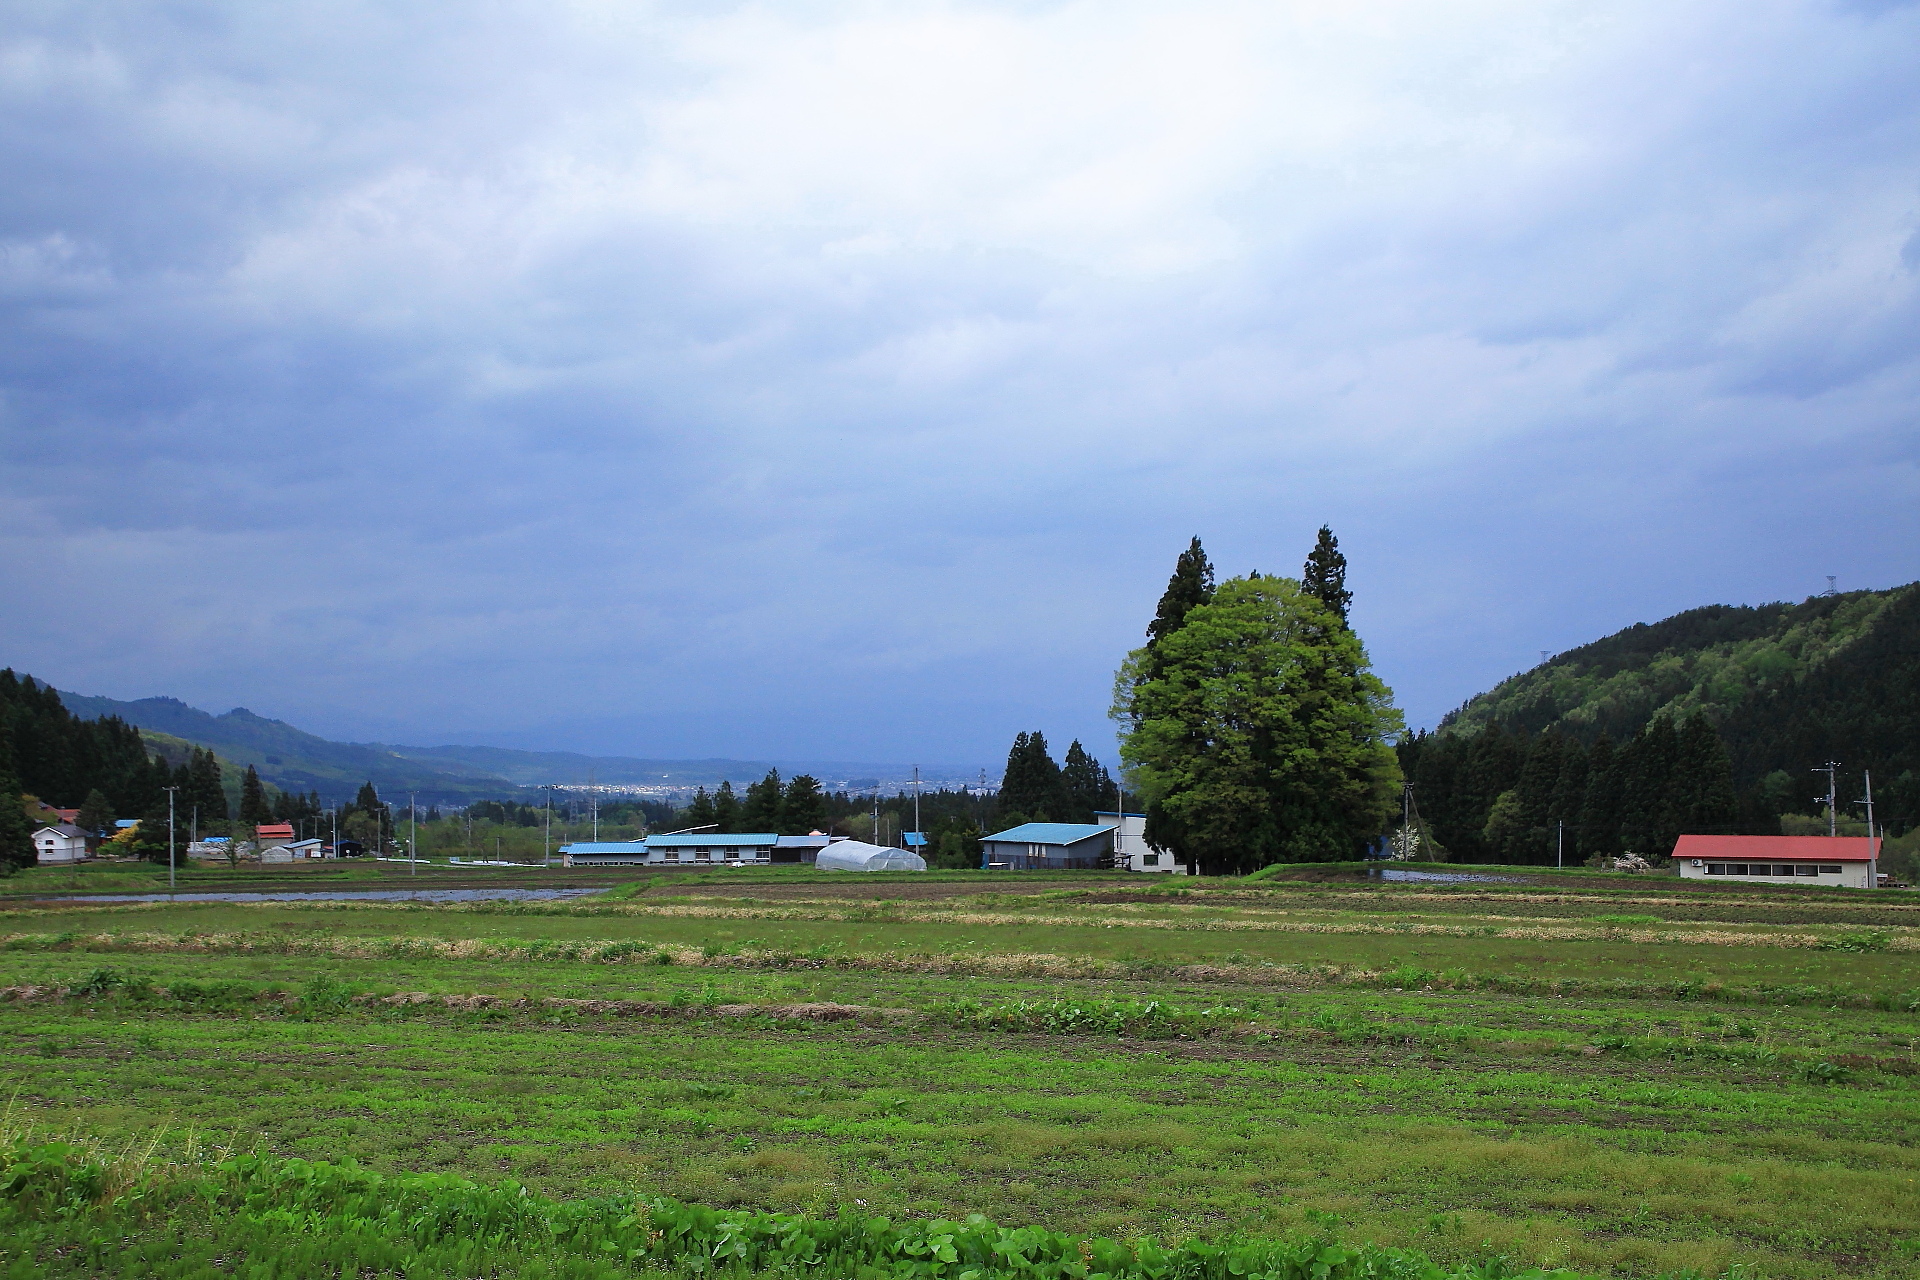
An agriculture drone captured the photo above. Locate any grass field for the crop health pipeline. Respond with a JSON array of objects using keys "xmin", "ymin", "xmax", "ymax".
[{"xmin": 2, "ymin": 860, "xmax": 1917, "ymax": 1277}]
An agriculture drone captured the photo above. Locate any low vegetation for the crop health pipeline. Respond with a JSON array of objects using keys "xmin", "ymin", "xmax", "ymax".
[{"xmin": 1, "ymin": 866, "xmax": 1916, "ymax": 1277}]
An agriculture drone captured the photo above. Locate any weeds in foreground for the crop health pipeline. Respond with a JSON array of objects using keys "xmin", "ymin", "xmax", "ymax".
[{"xmin": 0, "ymin": 1130, "xmax": 1662, "ymax": 1280}]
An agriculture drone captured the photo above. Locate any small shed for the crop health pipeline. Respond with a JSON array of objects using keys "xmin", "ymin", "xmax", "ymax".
[
  {"xmin": 979, "ymin": 822, "xmax": 1114, "ymax": 870},
  {"xmin": 816, "ymin": 840, "xmax": 926, "ymax": 872},
  {"xmin": 1672, "ymin": 834, "xmax": 1879, "ymax": 888}
]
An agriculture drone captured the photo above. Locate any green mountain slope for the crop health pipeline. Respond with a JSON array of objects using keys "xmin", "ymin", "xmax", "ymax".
[
  {"xmin": 51, "ymin": 692, "xmax": 513, "ymax": 804},
  {"xmin": 1440, "ymin": 581, "xmax": 1920, "ymax": 831}
]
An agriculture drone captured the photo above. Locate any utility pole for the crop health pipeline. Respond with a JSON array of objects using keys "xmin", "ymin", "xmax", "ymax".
[
  {"xmin": 1556, "ymin": 819, "xmax": 1564, "ymax": 870},
  {"xmin": 163, "ymin": 785, "xmax": 180, "ymax": 891},
  {"xmin": 409, "ymin": 792, "xmax": 417, "ymax": 876},
  {"xmin": 1814, "ymin": 762, "xmax": 1840, "ymax": 837},
  {"xmin": 1861, "ymin": 770, "xmax": 1878, "ymax": 889},
  {"xmin": 544, "ymin": 788, "xmax": 552, "ymax": 867},
  {"xmin": 913, "ymin": 765, "xmax": 921, "ymax": 849}
]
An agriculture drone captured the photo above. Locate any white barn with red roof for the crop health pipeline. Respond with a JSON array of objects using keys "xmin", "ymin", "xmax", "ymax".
[{"xmin": 1672, "ymin": 834, "xmax": 1879, "ymax": 888}]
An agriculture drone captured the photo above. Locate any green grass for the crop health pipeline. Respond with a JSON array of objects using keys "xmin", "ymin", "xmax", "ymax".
[{"xmin": 2, "ymin": 876, "xmax": 1917, "ymax": 1277}]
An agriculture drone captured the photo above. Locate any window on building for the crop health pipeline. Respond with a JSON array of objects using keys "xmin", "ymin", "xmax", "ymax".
[
  {"xmin": 1706, "ymin": 863, "xmax": 1725, "ymax": 874},
  {"xmin": 1794, "ymin": 865, "xmax": 1818, "ymax": 877},
  {"xmin": 1728, "ymin": 863, "xmax": 1748, "ymax": 875},
  {"xmin": 1818, "ymin": 865, "xmax": 1842, "ymax": 874},
  {"xmin": 1144, "ymin": 853, "xmax": 1159, "ymax": 866}
]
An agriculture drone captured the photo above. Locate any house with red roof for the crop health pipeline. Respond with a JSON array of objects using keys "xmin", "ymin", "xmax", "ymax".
[{"xmin": 1672, "ymin": 834, "xmax": 1879, "ymax": 889}]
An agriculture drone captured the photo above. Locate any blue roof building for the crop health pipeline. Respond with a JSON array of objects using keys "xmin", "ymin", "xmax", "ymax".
[
  {"xmin": 978, "ymin": 822, "xmax": 1115, "ymax": 871},
  {"xmin": 560, "ymin": 832, "xmax": 781, "ymax": 867}
]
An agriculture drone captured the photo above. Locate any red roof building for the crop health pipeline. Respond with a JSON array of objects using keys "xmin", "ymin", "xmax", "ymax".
[
  {"xmin": 255, "ymin": 823, "xmax": 296, "ymax": 846},
  {"xmin": 1673, "ymin": 834, "xmax": 1879, "ymax": 888}
]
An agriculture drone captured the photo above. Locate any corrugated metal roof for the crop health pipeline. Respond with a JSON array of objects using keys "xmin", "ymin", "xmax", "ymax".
[
  {"xmin": 560, "ymin": 842, "xmax": 649, "ymax": 854},
  {"xmin": 647, "ymin": 833, "xmax": 778, "ymax": 847},
  {"xmin": 981, "ymin": 822, "xmax": 1112, "ymax": 846}
]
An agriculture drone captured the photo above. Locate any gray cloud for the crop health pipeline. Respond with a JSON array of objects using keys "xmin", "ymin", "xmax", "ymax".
[{"xmin": 3, "ymin": 1, "xmax": 1918, "ymax": 763}]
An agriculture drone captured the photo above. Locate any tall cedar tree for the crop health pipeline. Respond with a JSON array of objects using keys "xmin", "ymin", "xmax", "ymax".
[
  {"xmin": 779, "ymin": 775, "xmax": 826, "ymax": 834},
  {"xmin": 187, "ymin": 749, "xmax": 227, "ymax": 822},
  {"xmin": 75, "ymin": 789, "xmax": 113, "ymax": 835},
  {"xmin": 1147, "ymin": 539, "xmax": 1216, "ymax": 648},
  {"xmin": 1576, "ymin": 735, "xmax": 1622, "ymax": 857},
  {"xmin": 1116, "ymin": 575, "xmax": 1403, "ymax": 873},
  {"xmin": 1059, "ymin": 741, "xmax": 1112, "ymax": 823},
  {"xmin": 682, "ymin": 788, "xmax": 716, "ymax": 830},
  {"xmin": 1300, "ymin": 526, "xmax": 1352, "ymax": 626},
  {"xmin": 711, "ymin": 781, "xmax": 741, "ymax": 833},
  {"xmin": 742, "ymin": 770, "xmax": 783, "ymax": 831},
  {"xmin": 997, "ymin": 732, "xmax": 1066, "ymax": 823},
  {"xmin": 239, "ymin": 765, "xmax": 272, "ymax": 826}
]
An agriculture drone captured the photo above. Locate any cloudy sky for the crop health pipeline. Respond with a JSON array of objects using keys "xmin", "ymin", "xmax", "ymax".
[{"xmin": 3, "ymin": 1, "xmax": 1917, "ymax": 767}]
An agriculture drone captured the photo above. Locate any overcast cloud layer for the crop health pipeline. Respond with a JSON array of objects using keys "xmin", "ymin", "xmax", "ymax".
[{"xmin": 3, "ymin": 1, "xmax": 1918, "ymax": 766}]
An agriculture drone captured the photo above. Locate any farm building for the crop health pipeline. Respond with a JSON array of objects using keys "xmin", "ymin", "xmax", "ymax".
[
  {"xmin": 979, "ymin": 822, "xmax": 1114, "ymax": 870},
  {"xmin": 33, "ymin": 823, "xmax": 93, "ymax": 864},
  {"xmin": 1093, "ymin": 810, "xmax": 1184, "ymax": 873},
  {"xmin": 1672, "ymin": 834, "xmax": 1879, "ymax": 888},
  {"xmin": 559, "ymin": 833, "xmax": 781, "ymax": 868}
]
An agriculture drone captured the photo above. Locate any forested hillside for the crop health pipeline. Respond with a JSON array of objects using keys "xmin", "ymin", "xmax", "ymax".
[
  {"xmin": 1404, "ymin": 583, "xmax": 1920, "ymax": 862},
  {"xmin": 52, "ymin": 690, "xmax": 508, "ymax": 804}
]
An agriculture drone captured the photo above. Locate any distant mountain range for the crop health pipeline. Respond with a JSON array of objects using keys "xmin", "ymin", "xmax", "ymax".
[{"xmin": 52, "ymin": 689, "xmax": 975, "ymax": 805}]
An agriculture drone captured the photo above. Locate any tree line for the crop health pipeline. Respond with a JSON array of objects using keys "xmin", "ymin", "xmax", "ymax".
[{"xmin": 1398, "ymin": 714, "xmax": 1741, "ymax": 864}]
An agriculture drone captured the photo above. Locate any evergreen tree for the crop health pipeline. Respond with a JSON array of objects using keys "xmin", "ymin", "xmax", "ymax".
[
  {"xmin": 1059, "ymin": 741, "xmax": 1111, "ymax": 823},
  {"xmin": 126, "ymin": 789, "xmax": 177, "ymax": 866},
  {"xmin": 682, "ymin": 788, "xmax": 716, "ymax": 831},
  {"xmin": 0, "ymin": 733, "xmax": 33, "ymax": 870},
  {"xmin": 1547, "ymin": 739, "xmax": 1589, "ymax": 860},
  {"xmin": 1617, "ymin": 719, "xmax": 1681, "ymax": 855},
  {"xmin": 1508, "ymin": 732, "xmax": 1565, "ymax": 861},
  {"xmin": 711, "ymin": 781, "xmax": 740, "ymax": 833},
  {"xmin": 239, "ymin": 765, "xmax": 272, "ymax": 827},
  {"xmin": 1147, "ymin": 538, "xmax": 1216, "ymax": 649},
  {"xmin": 75, "ymin": 788, "xmax": 114, "ymax": 835},
  {"xmin": 998, "ymin": 732, "xmax": 1066, "ymax": 823},
  {"xmin": 1301, "ymin": 526, "xmax": 1352, "ymax": 626},
  {"xmin": 779, "ymin": 775, "xmax": 826, "ymax": 834},
  {"xmin": 354, "ymin": 781, "xmax": 382, "ymax": 816},
  {"xmin": 189, "ymin": 749, "xmax": 227, "ymax": 822},
  {"xmin": 741, "ymin": 770, "xmax": 783, "ymax": 831},
  {"xmin": 1676, "ymin": 714, "xmax": 1738, "ymax": 834},
  {"xmin": 1576, "ymin": 734, "xmax": 1621, "ymax": 857}
]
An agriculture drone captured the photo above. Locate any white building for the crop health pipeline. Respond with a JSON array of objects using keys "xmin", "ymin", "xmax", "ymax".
[
  {"xmin": 1672, "ymin": 834, "xmax": 1878, "ymax": 888},
  {"xmin": 560, "ymin": 833, "xmax": 781, "ymax": 868},
  {"xmin": 33, "ymin": 824, "xmax": 92, "ymax": 864},
  {"xmin": 1093, "ymin": 810, "xmax": 1186, "ymax": 874}
]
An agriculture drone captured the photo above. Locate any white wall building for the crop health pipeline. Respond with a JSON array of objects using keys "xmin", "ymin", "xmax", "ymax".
[
  {"xmin": 1093, "ymin": 810, "xmax": 1186, "ymax": 874},
  {"xmin": 1672, "ymin": 834, "xmax": 1878, "ymax": 888},
  {"xmin": 33, "ymin": 824, "xmax": 91, "ymax": 864}
]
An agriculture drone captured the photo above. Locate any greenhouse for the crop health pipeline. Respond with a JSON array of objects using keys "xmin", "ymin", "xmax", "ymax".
[{"xmin": 815, "ymin": 840, "xmax": 926, "ymax": 872}]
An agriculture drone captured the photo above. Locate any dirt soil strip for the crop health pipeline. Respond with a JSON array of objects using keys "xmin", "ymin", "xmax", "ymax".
[{"xmin": 593, "ymin": 902, "xmax": 1920, "ymax": 951}]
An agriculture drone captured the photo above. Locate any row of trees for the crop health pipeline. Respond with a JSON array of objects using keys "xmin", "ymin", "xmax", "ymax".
[
  {"xmin": 1399, "ymin": 715, "xmax": 1740, "ymax": 864},
  {"xmin": 674, "ymin": 771, "xmax": 829, "ymax": 837},
  {"xmin": 995, "ymin": 733, "xmax": 1113, "ymax": 826},
  {"xmin": 1112, "ymin": 531, "xmax": 1405, "ymax": 874}
]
